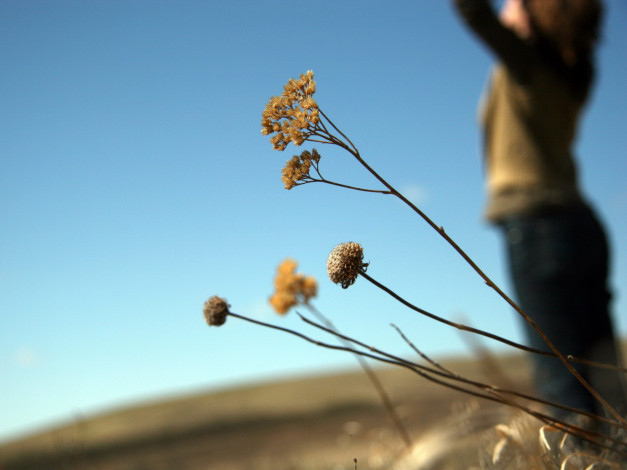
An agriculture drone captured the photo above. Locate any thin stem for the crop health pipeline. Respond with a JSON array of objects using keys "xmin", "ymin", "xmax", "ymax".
[
  {"xmin": 358, "ymin": 268, "xmax": 626, "ymax": 425},
  {"xmin": 226, "ymin": 311, "xmax": 624, "ymax": 453},
  {"xmin": 307, "ymin": 115, "xmax": 626, "ymax": 423},
  {"xmin": 304, "ymin": 137, "xmax": 335, "ymax": 146},
  {"xmin": 297, "ymin": 314, "xmax": 626, "ymax": 451},
  {"xmin": 299, "ymin": 313, "xmax": 621, "ymax": 432},
  {"xmin": 390, "ymin": 323, "xmax": 458, "ymax": 377},
  {"xmin": 307, "ymin": 149, "xmax": 625, "ymax": 374},
  {"xmin": 316, "ymin": 179, "xmax": 392, "ymax": 194},
  {"xmin": 318, "ymin": 109, "xmax": 359, "ymax": 154},
  {"xmin": 293, "ymin": 177, "xmax": 393, "ymax": 195},
  {"xmin": 305, "ymin": 304, "xmax": 412, "ymax": 449},
  {"xmin": 389, "ymin": 322, "xmax": 620, "ymax": 429},
  {"xmin": 359, "ymin": 269, "xmax": 553, "ymax": 357},
  {"xmin": 311, "ymin": 159, "xmax": 324, "ymax": 180}
]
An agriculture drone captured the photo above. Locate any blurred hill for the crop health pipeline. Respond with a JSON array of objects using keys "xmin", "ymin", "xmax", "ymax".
[{"xmin": 0, "ymin": 352, "xmax": 543, "ymax": 470}]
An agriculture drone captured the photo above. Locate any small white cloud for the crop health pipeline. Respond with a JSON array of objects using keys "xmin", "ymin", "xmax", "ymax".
[
  {"xmin": 399, "ymin": 183, "xmax": 429, "ymax": 206},
  {"xmin": 15, "ymin": 347, "xmax": 39, "ymax": 367},
  {"xmin": 246, "ymin": 297, "xmax": 275, "ymax": 319}
]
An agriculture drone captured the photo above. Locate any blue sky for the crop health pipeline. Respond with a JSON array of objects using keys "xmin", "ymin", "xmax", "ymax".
[{"xmin": 1, "ymin": 0, "xmax": 626, "ymax": 442}]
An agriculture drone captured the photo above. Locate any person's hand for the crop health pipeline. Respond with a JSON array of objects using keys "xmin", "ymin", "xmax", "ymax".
[{"xmin": 499, "ymin": 0, "xmax": 532, "ymax": 38}]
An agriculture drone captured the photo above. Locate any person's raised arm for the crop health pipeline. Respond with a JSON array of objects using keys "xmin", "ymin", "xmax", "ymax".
[{"xmin": 453, "ymin": 0, "xmax": 534, "ymax": 82}]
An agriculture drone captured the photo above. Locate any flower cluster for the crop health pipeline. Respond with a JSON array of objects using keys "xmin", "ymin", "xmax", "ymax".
[
  {"xmin": 327, "ymin": 242, "xmax": 368, "ymax": 289},
  {"xmin": 203, "ymin": 295, "xmax": 230, "ymax": 326},
  {"xmin": 261, "ymin": 70, "xmax": 320, "ymax": 150},
  {"xmin": 269, "ymin": 258, "xmax": 318, "ymax": 315},
  {"xmin": 281, "ymin": 148, "xmax": 321, "ymax": 189}
]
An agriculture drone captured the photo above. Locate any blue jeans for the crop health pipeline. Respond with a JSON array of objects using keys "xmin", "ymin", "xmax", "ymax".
[{"xmin": 500, "ymin": 204, "xmax": 626, "ymax": 418}]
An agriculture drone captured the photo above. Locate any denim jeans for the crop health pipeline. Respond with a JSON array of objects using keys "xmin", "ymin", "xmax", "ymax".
[{"xmin": 500, "ymin": 204, "xmax": 627, "ymax": 418}]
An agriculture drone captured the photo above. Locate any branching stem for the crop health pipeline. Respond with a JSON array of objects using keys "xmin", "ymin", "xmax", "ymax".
[
  {"xmin": 227, "ymin": 311, "xmax": 626, "ymax": 454},
  {"xmin": 311, "ymin": 110, "xmax": 626, "ymax": 425},
  {"xmin": 304, "ymin": 304, "xmax": 412, "ymax": 448}
]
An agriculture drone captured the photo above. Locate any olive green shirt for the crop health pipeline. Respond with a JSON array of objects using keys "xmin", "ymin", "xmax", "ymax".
[{"xmin": 480, "ymin": 63, "xmax": 583, "ymax": 222}]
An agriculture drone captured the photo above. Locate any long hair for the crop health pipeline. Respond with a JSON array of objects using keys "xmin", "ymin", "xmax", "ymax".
[{"xmin": 525, "ymin": 0, "xmax": 604, "ymax": 66}]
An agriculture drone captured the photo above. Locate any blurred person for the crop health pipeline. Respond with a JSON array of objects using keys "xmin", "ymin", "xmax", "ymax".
[{"xmin": 452, "ymin": 0, "xmax": 626, "ymax": 419}]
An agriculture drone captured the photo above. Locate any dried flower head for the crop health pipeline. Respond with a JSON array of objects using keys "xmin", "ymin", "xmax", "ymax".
[
  {"xmin": 269, "ymin": 258, "xmax": 318, "ymax": 314},
  {"xmin": 261, "ymin": 70, "xmax": 320, "ymax": 151},
  {"xmin": 203, "ymin": 295, "xmax": 230, "ymax": 326},
  {"xmin": 281, "ymin": 148, "xmax": 321, "ymax": 189},
  {"xmin": 326, "ymin": 242, "xmax": 368, "ymax": 289}
]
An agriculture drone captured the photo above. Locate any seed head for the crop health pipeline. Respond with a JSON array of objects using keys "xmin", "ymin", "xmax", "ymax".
[
  {"xmin": 269, "ymin": 258, "xmax": 318, "ymax": 314},
  {"xmin": 281, "ymin": 148, "xmax": 321, "ymax": 189},
  {"xmin": 261, "ymin": 70, "xmax": 319, "ymax": 151},
  {"xmin": 326, "ymin": 242, "xmax": 368, "ymax": 289},
  {"xmin": 203, "ymin": 295, "xmax": 230, "ymax": 326}
]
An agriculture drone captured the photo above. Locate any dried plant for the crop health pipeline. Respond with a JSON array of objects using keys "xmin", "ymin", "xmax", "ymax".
[
  {"xmin": 268, "ymin": 258, "xmax": 318, "ymax": 315},
  {"xmin": 267, "ymin": 258, "xmax": 413, "ymax": 449},
  {"xmin": 202, "ymin": 295, "xmax": 230, "ymax": 327},
  {"xmin": 326, "ymin": 242, "xmax": 368, "ymax": 289},
  {"xmin": 204, "ymin": 71, "xmax": 627, "ymax": 468}
]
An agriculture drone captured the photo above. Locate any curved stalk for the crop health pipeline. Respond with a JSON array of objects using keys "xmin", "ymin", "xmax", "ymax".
[{"xmin": 312, "ymin": 110, "xmax": 626, "ymax": 424}]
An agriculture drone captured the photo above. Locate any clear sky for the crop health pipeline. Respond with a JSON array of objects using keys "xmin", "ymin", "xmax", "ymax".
[{"xmin": 1, "ymin": 0, "xmax": 626, "ymax": 443}]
